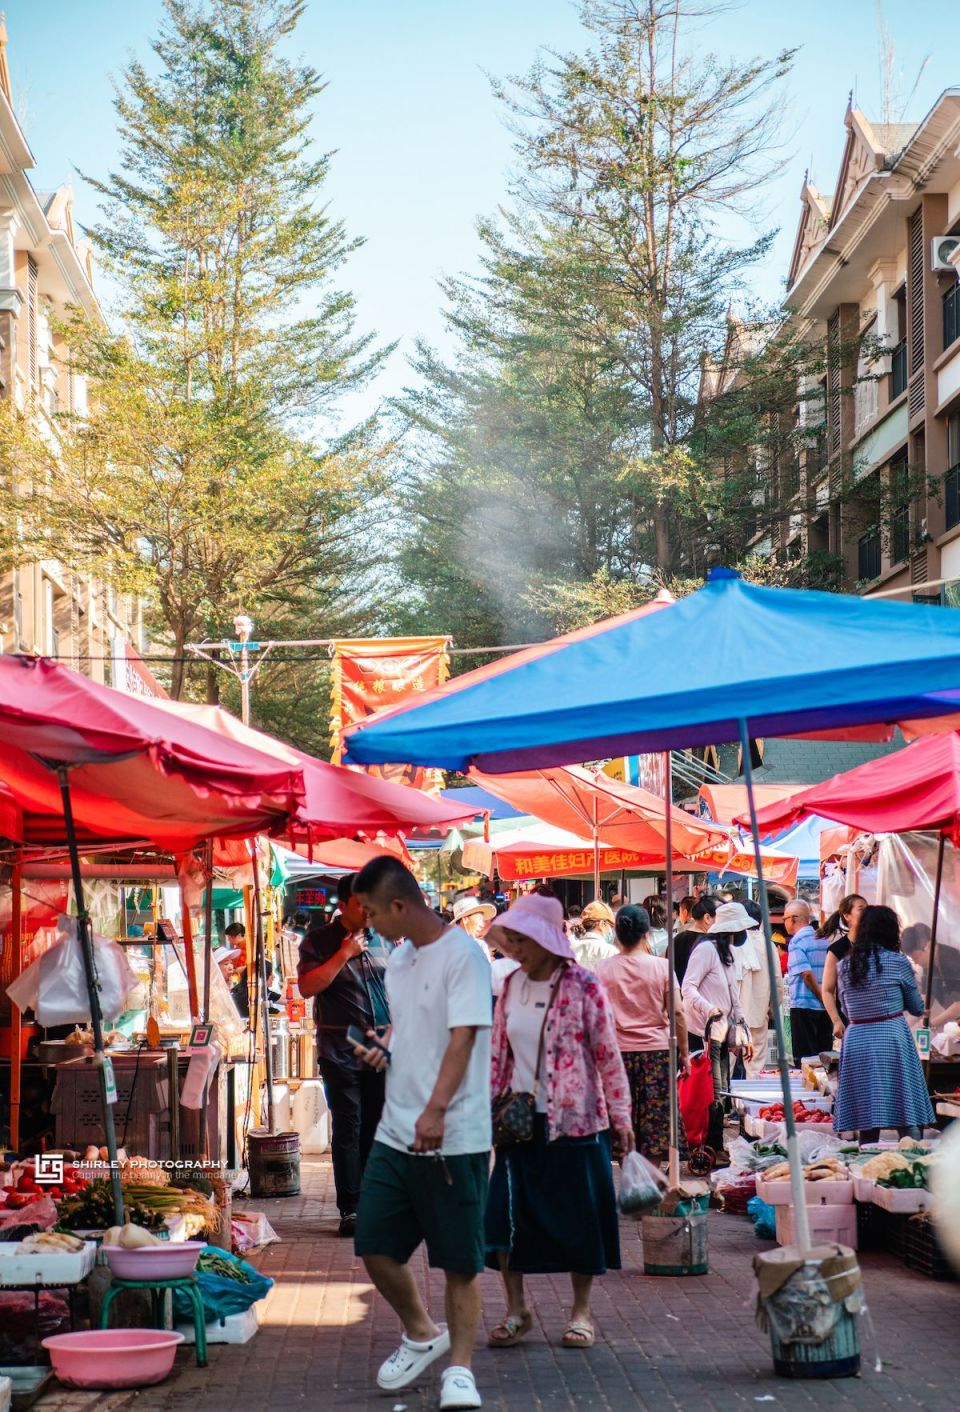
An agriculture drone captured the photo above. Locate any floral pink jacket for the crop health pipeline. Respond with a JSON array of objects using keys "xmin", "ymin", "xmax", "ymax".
[{"xmin": 491, "ymin": 963, "xmax": 632, "ymax": 1140}]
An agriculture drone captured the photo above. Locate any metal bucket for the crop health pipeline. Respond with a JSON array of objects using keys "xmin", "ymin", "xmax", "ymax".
[
  {"xmin": 641, "ymin": 1210, "xmax": 709, "ymax": 1275},
  {"xmin": 248, "ymin": 1129, "xmax": 301, "ymax": 1198},
  {"xmin": 769, "ymin": 1306, "xmax": 860, "ymax": 1378}
]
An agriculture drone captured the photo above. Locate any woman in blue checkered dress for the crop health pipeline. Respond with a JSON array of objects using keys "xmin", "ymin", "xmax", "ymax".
[{"xmin": 833, "ymin": 905, "xmax": 935, "ymax": 1140}]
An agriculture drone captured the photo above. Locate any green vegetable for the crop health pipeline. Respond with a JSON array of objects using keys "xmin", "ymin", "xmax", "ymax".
[{"xmin": 197, "ymin": 1250, "xmax": 253, "ymax": 1283}]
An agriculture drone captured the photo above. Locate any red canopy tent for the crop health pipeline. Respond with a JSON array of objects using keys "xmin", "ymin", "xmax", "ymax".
[
  {"xmin": 747, "ymin": 733, "xmax": 960, "ymax": 842},
  {"xmin": 0, "ymin": 656, "xmax": 313, "ymax": 1211},
  {"xmin": 746, "ymin": 732, "xmax": 960, "ymax": 1070},
  {"xmin": 150, "ymin": 699, "xmax": 480, "ymax": 842}
]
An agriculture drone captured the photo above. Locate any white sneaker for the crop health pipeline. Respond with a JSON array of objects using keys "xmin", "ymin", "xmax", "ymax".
[
  {"xmin": 376, "ymin": 1326, "xmax": 451, "ymax": 1390},
  {"xmin": 439, "ymin": 1366, "xmax": 482, "ymax": 1410}
]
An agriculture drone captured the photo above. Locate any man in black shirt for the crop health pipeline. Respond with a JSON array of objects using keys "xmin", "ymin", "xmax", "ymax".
[{"xmin": 297, "ymin": 873, "xmax": 391, "ymax": 1236}]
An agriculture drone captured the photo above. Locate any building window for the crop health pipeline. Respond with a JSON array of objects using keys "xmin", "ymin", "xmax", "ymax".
[
  {"xmin": 890, "ymin": 452, "xmax": 909, "ymax": 564},
  {"xmin": 948, "ymin": 414, "xmax": 960, "ymax": 532},
  {"xmin": 945, "ymin": 281, "xmax": 960, "ymax": 354},
  {"xmin": 858, "ymin": 528, "xmax": 881, "ymax": 581},
  {"xmin": 891, "ymin": 337, "xmax": 908, "ymax": 399}
]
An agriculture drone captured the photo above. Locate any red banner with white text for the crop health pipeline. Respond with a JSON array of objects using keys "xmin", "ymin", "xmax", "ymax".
[{"xmin": 330, "ymin": 637, "xmax": 450, "ymax": 795}]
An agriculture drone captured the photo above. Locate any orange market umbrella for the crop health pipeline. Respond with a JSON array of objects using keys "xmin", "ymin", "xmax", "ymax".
[
  {"xmin": 468, "ymin": 764, "xmax": 726, "ymax": 894},
  {"xmin": 461, "ymin": 823, "xmax": 704, "ymax": 882}
]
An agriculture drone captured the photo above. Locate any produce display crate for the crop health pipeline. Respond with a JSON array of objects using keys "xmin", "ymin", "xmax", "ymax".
[
  {"xmin": 52, "ymin": 1058, "xmax": 168, "ymax": 1156},
  {"xmin": 756, "ymin": 1174, "xmax": 853, "ymax": 1206},
  {"xmin": 872, "ymin": 1185, "xmax": 931, "ymax": 1214},
  {"xmin": 855, "ymin": 1200, "xmax": 886, "ymax": 1252},
  {"xmin": 775, "ymin": 1202, "xmax": 857, "ymax": 1250},
  {"xmin": 884, "ymin": 1211, "xmax": 910, "ymax": 1260},
  {"xmin": 905, "ymin": 1215, "xmax": 958, "ymax": 1282},
  {"xmin": 0, "ymin": 1242, "xmax": 96, "ymax": 1287}
]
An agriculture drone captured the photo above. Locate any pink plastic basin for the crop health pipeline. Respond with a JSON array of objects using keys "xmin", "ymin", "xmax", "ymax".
[
  {"xmin": 102, "ymin": 1240, "xmax": 205, "ymax": 1279},
  {"xmin": 42, "ymin": 1329, "xmax": 184, "ymax": 1388}
]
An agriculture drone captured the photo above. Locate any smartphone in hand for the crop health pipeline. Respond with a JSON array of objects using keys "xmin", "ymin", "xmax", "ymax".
[{"xmin": 347, "ymin": 1024, "xmax": 390, "ymax": 1063}]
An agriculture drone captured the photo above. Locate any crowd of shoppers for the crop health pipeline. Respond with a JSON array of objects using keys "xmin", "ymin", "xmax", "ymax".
[{"xmin": 297, "ymin": 858, "xmax": 939, "ymax": 1411}]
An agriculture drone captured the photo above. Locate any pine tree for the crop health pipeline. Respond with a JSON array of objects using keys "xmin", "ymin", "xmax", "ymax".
[{"xmin": 4, "ymin": 0, "xmax": 388, "ymax": 708}]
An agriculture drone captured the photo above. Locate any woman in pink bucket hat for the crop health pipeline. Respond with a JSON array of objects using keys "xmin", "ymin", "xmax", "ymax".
[{"xmin": 484, "ymin": 893, "xmax": 633, "ymax": 1352}]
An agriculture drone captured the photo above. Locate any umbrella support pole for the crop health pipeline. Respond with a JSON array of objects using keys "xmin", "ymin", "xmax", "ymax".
[
  {"xmin": 663, "ymin": 753, "xmax": 681, "ymax": 1191},
  {"xmin": 9, "ymin": 855, "xmax": 21, "ymax": 1151},
  {"xmin": 56, "ymin": 766, "xmax": 125, "ymax": 1225},
  {"xmin": 592, "ymin": 799, "xmax": 601, "ymax": 901},
  {"xmin": 737, "ymin": 722, "xmax": 811, "ymax": 1255},
  {"xmin": 251, "ymin": 841, "xmax": 275, "ymax": 1134},
  {"xmin": 923, "ymin": 833, "xmax": 945, "ymax": 1081},
  {"xmin": 202, "ymin": 842, "xmax": 214, "ymax": 1024}
]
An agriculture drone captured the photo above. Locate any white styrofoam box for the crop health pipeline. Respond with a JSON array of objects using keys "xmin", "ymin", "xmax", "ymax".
[
  {"xmin": 178, "ymin": 1305, "xmax": 259, "ymax": 1345},
  {"xmin": 291, "ymin": 1079, "xmax": 330, "ymax": 1154},
  {"xmin": 271, "ymin": 1084, "xmax": 292, "ymax": 1133},
  {"xmin": 872, "ymin": 1185, "xmax": 931, "ymax": 1213},
  {"xmin": 0, "ymin": 1239, "xmax": 96, "ymax": 1286},
  {"xmin": 757, "ymin": 1175, "xmax": 853, "ymax": 1206},
  {"xmin": 775, "ymin": 1202, "xmax": 857, "ymax": 1250},
  {"xmin": 743, "ymin": 1114, "xmax": 765, "ymax": 1138},
  {"xmin": 0, "ymin": 1374, "xmax": 10, "ymax": 1412},
  {"xmin": 853, "ymin": 1175, "xmax": 876, "ymax": 1202}
]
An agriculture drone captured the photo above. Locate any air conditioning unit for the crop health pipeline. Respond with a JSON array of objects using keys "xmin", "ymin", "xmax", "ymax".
[{"xmin": 932, "ymin": 235, "xmax": 960, "ymax": 272}]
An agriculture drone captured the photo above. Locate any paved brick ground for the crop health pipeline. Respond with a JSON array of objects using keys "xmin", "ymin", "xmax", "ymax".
[{"xmin": 44, "ymin": 1157, "xmax": 960, "ymax": 1412}]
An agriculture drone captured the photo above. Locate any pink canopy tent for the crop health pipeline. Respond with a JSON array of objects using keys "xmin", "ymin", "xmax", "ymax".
[{"xmin": 150, "ymin": 699, "xmax": 480, "ymax": 843}]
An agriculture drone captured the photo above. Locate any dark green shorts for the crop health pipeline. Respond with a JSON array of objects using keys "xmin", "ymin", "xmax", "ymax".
[{"xmin": 355, "ymin": 1141, "xmax": 489, "ymax": 1274}]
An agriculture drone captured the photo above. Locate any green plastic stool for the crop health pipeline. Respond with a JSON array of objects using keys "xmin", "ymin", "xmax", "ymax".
[{"xmin": 100, "ymin": 1274, "xmax": 208, "ymax": 1367}]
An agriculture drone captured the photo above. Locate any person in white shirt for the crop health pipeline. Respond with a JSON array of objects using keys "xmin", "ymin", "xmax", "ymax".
[
  {"xmin": 681, "ymin": 901, "xmax": 753, "ymax": 1164},
  {"xmin": 351, "ymin": 856, "xmax": 491, "ymax": 1412},
  {"xmin": 569, "ymin": 900, "xmax": 618, "ymax": 971},
  {"xmin": 451, "ymin": 895, "xmax": 497, "ymax": 963}
]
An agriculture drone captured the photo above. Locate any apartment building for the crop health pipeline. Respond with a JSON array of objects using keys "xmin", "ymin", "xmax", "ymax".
[
  {"xmin": 0, "ymin": 23, "xmax": 145, "ymax": 684},
  {"xmin": 780, "ymin": 93, "xmax": 960, "ymax": 599}
]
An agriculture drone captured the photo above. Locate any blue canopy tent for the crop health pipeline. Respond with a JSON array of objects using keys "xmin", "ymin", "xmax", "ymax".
[{"xmin": 346, "ymin": 570, "xmax": 960, "ymax": 1248}]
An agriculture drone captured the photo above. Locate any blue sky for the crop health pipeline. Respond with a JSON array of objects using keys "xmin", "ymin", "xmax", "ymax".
[{"xmin": 7, "ymin": 0, "xmax": 958, "ymax": 425}]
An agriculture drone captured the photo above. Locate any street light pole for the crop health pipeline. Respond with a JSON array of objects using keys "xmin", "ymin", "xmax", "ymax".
[{"xmin": 234, "ymin": 613, "xmax": 254, "ymax": 727}]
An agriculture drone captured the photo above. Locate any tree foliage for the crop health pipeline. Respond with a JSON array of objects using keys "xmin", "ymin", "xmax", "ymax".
[
  {"xmin": 1, "ymin": 0, "xmax": 388, "ymax": 717},
  {"xmin": 390, "ymin": 0, "xmax": 821, "ymax": 648}
]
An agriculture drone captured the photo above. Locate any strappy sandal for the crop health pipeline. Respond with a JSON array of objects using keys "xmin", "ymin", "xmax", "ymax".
[
  {"xmin": 488, "ymin": 1312, "xmax": 532, "ymax": 1347},
  {"xmin": 561, "ymin": 1320, "xmax": 595, "ymax": 1349}
]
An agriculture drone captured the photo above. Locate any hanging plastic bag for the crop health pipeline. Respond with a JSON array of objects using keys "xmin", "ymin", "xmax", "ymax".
[
  {"xmin": 6, "ymin": 916, "xmax": 135, "ymax": 1025},
  {"xmin": 618, "ymin": 1150, "xmax": 669, "ymax": 1216}
]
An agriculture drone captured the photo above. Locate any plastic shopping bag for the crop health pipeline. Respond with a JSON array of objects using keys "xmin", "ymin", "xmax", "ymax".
[
  {"xmin": 7, "ymin": 916, "xmax": 135, "ymax": 1025},
  {"xmin": 617, "ymin": 1149, "xmax": 669, "ymax": 1216},
  {"xmin": 172, "ymin": 1247, "xmax": 273, "ymax": 1322}
]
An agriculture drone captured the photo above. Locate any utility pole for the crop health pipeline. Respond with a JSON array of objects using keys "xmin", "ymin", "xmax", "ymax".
[{"xmin": 234, "ymin": 614, "xmax": 254, "ymax": 727}]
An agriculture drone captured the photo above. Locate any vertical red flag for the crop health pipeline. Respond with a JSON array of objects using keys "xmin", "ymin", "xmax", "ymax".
[{"xmin": 329, "ymin": 637, "xmax": 450, "ymax": 795}]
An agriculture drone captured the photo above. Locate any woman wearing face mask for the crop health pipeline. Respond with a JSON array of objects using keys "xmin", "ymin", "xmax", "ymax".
[
  {"xmin": 819, "ymin": 894, "xmax": 867, "ymax": 1041},
  {"xmin": 485, "ymin": 894, "xmax": 633, "ymax": 1352}
]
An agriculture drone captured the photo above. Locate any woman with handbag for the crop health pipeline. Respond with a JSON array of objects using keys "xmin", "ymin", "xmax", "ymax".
[
  {"xmin": 484, "ymin": 894, "xmax": 633, "ymax": 1352},
  {"xmin": 680, "ymin": 901, "xmax": 753, "ymax": 1167}
]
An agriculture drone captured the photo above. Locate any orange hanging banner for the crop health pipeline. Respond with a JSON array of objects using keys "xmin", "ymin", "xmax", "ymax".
[{"xmin": 330, "ymin": 637, "xmax": 451, "ymax": 795}]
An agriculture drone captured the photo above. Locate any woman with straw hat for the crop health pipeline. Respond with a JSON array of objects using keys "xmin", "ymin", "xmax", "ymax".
[
  {"xmin": 569, "ymin": 899, "xmax": 617, "ymax": 971},
  {"xmin": 484, "ymin": 894, "xmax": 633, "ymax": 1352}
]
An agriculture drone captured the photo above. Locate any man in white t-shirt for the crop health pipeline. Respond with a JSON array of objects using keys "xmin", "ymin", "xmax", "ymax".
[{"xmin": 351, "ymin": 856, "xmax": 491, "ymax": 1412}]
